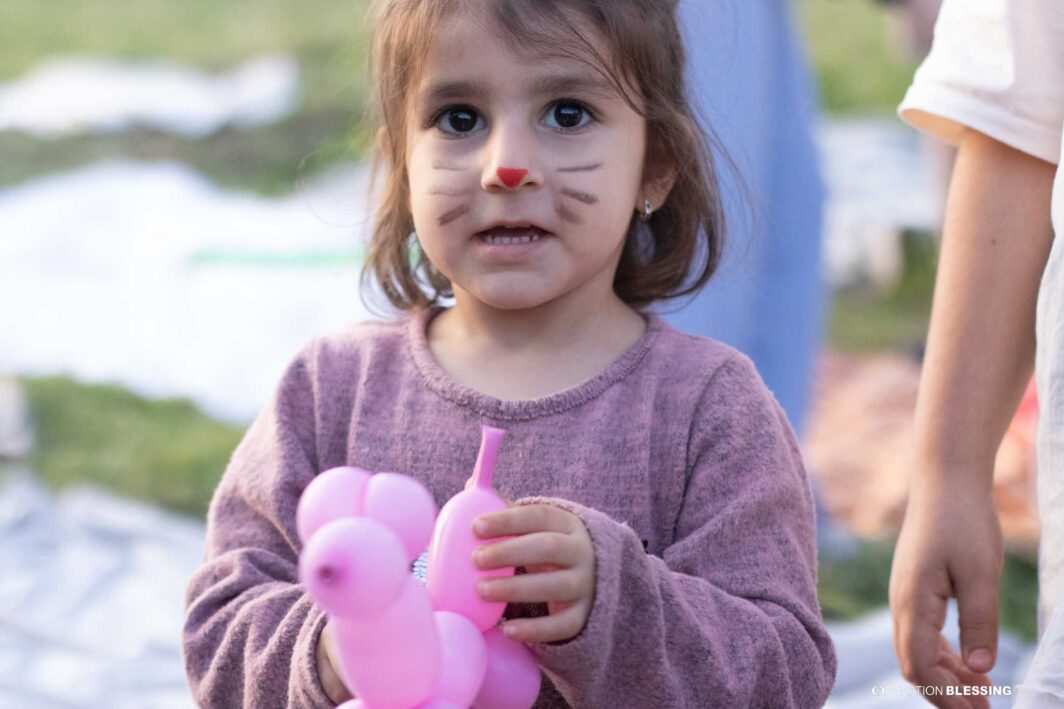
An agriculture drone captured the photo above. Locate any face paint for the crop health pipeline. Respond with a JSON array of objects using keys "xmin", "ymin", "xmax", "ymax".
[
  {"xmin": 431, "ymin": 165, "xmax": 474, "ymax": 227},
  {"xmin": 560, "ymin": 187, "xmax": 598, "ymax": 205},
  {"xmin": 496, "ymin": 167, "xmax": 528, "ymax": 189},
  {"xmin": 556, "ymin": 203, "xmax": 581, "ymax": 225},
  {"xmin": 438, "ymin": 204, "xmax": 470, "ymax": 227},
  {"xmin": 557, "ymin": 162, "xmax": 603, "ymax": 173}
]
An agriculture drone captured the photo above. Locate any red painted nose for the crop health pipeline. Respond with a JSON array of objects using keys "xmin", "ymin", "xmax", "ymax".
[{"xmin": 496, "ymin": 167, "xmax": 528, "ymax": 189}]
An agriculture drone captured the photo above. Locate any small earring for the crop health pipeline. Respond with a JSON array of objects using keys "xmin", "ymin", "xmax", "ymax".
[{"xmin": 640, "ymin": 198, "xmax": 653, "ymax": 221}]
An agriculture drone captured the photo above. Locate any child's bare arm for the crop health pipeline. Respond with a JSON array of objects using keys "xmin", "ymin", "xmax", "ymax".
[{"xmin": 890, "ymin": 128, "xmax": 1055, "ymax": 703}]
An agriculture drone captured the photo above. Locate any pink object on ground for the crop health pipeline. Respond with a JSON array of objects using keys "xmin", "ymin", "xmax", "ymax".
[{"xmin": 425, "ymin": 425, "xmax": 514, "ymax": 631}]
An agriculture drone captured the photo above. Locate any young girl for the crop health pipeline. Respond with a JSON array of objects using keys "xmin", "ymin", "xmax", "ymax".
[{"xmin": 183, "ymin": 1, "xmax": 837, "ymax": 706}]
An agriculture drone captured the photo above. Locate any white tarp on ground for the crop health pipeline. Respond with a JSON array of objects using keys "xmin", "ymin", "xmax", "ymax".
[
  {"xmin": 0, "ymin": 160, "xmax": 379, "ymax": 423},
  {"xmin": 818, "ymin": 118, "xmax": 940, "ymax": 289},
  {"xmin": 0, "ymin": 473, "xmax": 1034, "ymax": 708},
  {"xmin": 0, "ymin": 471, "xmax": 201, "ymax": 708},
  {"xmin": 0, "ymin": 55, "xmax": 299, "ymax": 138}
]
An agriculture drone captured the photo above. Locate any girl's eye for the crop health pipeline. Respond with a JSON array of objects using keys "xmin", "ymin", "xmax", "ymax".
[
  {"xmin": 545, "ymin": 101, "xmax": 592, "ymax": 132},
  {"xmin": 436, "ymin": 107, "xmax": 481, "ymax": 135},
  {"xmin": 432, "ymin": 101, "xmax": 593, "ymax": 136}
]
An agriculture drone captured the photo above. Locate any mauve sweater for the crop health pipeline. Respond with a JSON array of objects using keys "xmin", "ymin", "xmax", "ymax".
[{"xmin": 183, "ymin": 307, "xmax": 837, "ymax": 708}]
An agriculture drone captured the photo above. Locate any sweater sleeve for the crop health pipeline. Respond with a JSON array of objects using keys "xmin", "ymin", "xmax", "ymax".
[
  {"xmin": 182, "ymin": 341, "xmax": 336, "ymax": 709},
  {"xmin": 522, "ymin": 355, "xmax": 837, "ymax": 708}
]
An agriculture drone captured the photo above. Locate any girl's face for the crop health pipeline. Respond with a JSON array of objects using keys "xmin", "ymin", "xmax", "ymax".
[{"xmin": 405, "ymin": 11, "xmax": 663, "ymax": 311}]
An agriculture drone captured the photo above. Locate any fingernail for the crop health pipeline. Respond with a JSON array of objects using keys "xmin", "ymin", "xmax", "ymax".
[
  {"xmin": 502, "ymin": 622, "xmax": 517, "ymax": 637},
  {"xmin": 968, "ymin": 648, "xmax": 993, "ymax": 668},
  {"xmin": 473, "ymin": 520, "xmax": 487, "ymax": 536},
  {"xmin": 472, "ymin": 549, "xmax": 484, "ymax": 567}
]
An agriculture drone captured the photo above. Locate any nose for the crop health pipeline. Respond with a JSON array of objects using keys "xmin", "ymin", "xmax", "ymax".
[
  {"xmin": 482, "ymin": 117, "xmax": 540, "ymax": 192},
  {"xmin": 496, "ymin": 168, "xmax": 527, "ymax": 189}
]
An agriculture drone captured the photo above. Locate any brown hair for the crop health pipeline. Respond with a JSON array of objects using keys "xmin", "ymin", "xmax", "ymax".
[{"xmin": 362, "ymin": 0, "xmax": 725, "ymax": 311}]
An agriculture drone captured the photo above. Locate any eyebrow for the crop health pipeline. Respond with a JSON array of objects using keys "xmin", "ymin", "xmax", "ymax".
[{"xmin": 416, "ymin": 73, "xmax": 618, "ymax": 107}]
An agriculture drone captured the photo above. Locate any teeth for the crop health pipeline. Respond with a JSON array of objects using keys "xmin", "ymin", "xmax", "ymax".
[{"xmin": 482, "ymin": 230, "xmax": 542, "ymax": 245}]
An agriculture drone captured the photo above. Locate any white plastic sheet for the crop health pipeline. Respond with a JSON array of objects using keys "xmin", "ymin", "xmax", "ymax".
[
  {"xmin": 0, "ymin": 160, "xmax": 380, "ymax": 423},
  {"xmin": 0, "ymin": 55, "xmax": 299, "ymax": 137}
]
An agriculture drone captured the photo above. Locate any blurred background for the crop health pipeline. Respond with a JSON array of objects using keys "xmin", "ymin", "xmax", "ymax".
[{"xmin": 0, "ymin": 0, "xmax": 1040, "ymax": 706}]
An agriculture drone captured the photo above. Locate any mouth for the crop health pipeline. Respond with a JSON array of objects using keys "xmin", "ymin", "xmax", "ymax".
[{"xmin": 474, "ymin": 223, "xmax": 552, "ymax": 245}]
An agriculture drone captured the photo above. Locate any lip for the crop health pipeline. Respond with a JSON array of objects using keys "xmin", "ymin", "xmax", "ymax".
[
  {"xmin": 474, "ymin": 220, "xmax": 553, "ymax": 236},
  {"xmin": 472, "ymin": 223, "xmax": 552, "ymax": 260}
]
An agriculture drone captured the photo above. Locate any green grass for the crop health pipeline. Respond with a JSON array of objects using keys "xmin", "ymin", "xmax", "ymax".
[
  {"xmin": 819, "ymin": 538, "xmax": 1039, "ymax": 642},
  {"xmin": 0, "ymin": 0, "xmax": 372, "ymax": 88},
  {"xmin": 0, "ymin": 0, "xmax": 915, "ymax": 193},
  {"xmin": 0, "ymin": 109, "xmax": 364, "ymax": 195},
  {"xmin": 796, "ymin": 0, "xmax": 920, "ymax": 114},
  {"xmin": 830, "ymin": 231, "xmax": 938, "ymax": 352},
  {"xmin": 0, "ymin": 0, "xmax": 375, "ymax": 193},
  {"xmin": 22, "ymin": 376, "xmax": 243, "ymax": 518}
]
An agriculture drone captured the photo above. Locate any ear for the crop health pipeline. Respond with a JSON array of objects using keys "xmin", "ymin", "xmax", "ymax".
[{"xmin": 636, "ymin": 161, "xmax": 678, "ymax": 215}]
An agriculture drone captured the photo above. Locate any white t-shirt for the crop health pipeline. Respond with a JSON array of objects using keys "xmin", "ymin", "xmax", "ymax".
[{"xmin": 899, "ymin": 1, "xmax": 1063, "ymax": 703}]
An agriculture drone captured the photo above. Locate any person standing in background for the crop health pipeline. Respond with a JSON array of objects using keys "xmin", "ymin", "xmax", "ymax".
[
  {"xmin": 665, "ymin": 0, "xmax": 826, "ymax": 436},
  {"xmin": 887, "ymin": 1, "xmax": 1063, "ymax": 706}
]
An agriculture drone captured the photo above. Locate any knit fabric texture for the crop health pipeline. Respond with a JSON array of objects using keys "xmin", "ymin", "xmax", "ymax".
[{"xmin": 183, "ymin": 307, "xmax": 837, "ymax": 708}]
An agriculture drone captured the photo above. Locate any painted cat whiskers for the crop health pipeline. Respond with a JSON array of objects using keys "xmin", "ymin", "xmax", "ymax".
[
  {"xmin": 437, "ymin": 204, "xmax": 471, "ymax": 227},
  {"xmin": 429, "ymin": 162, "xmax": 604, "ymax": 228}
]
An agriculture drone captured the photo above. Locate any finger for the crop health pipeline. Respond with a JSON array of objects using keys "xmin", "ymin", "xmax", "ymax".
[
  {"xmin": 478, "ymin": 568, "xmax": 586, "ymax": 603},
  {"xmin": 475, "ymin": 504, "xmax": 574, "ymax": 538},
  {"xmin": 924, "ymin": 661, "xmax": 971, "ymax": 709},
  {"xmin": 921, "ymin": 664, "xmax": 976, "ymax": 709},
  {"xmin": 935, "ymin": 638, "xmax": 992, "ymax": 709},
  {"xmin": 938, "ymin": 636, "xmax": 993, "ymax": 686},
  {"xmin": 901, "ymin": 632, "xmax": 980, "ymax": 709},
  {"xmin": 893, "ymin": 585, "xmax": 950, "ymax": 686},
  {"xmin": 502, "ymin": 604, "xmax": 589, "ymax": 644},
  {"xmin": 474, "ymin": 532, "xmax": 582, "ymax": 570},
  {"xmin": 954, "ymin": 569, "xmax": 1000, "ymax": 673}
]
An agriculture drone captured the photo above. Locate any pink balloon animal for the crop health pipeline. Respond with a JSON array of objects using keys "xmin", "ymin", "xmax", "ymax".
[{"xmin": 297, "ymin": 426, "xmax": 542, "ymax": 709}]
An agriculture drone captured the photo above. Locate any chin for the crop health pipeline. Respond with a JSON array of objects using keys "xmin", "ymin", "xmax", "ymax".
[
  {"xmin": 475, "ymin": 291, "xmax": 555, "ymax": 311},
  {"xmin": 466, "ymin": 281, "xmax": 562, "ymax": 311}
]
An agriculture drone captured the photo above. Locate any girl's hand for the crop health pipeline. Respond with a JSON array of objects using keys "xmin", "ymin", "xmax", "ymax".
[
  {"xmin": 472, "ymin": 504, "xmax": 596, "ymax": 644},
  {"xmin": 316, "ymin": 620, "xmax": 354, "ymax": 704}
]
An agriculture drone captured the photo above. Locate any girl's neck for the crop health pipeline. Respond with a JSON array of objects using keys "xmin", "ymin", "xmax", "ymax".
[
  {"xmin": 426, "ymin": 289, "xmax": 647, "ymax": 401},
  {"xmin": 439, "ymin": 286, "xmax": 638, "ymax": 353}
]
